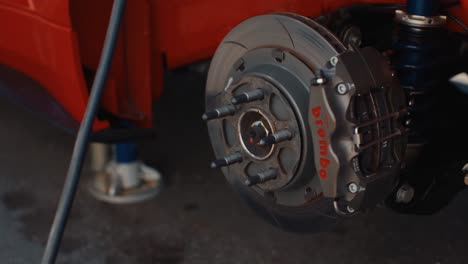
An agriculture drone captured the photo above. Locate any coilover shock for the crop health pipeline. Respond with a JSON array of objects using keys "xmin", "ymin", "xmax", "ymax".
[
  {"xmin": 394, "ymin": 0, "xmax": 449, "ymax": 143},
  {"xmin": 389, "ymin": 0, "xmax": 468, "ymax": 213}
]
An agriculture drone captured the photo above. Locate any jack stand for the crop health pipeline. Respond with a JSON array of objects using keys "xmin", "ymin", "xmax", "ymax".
[{"xmin": 87, "ymin": 142, "xmax": 163, "ymax": 204}]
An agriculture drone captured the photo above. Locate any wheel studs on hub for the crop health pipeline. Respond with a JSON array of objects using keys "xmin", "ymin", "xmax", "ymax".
[
  {"xmin": 206, "ymin": 85, "xmax": 294, "ymax": 191},
  {"xmin": 202, "ymin": 105, "xmax": 236, "ymax": 121},
  {"xmin": 203, "ymin": 88, "xmax": 265, "ymax": 123},
  {"xmin": 210, "ymin": 152, "xmax": 243, "ymax": 169},
  {"xmin": 231, "ymin": 88, "xmax": 265, "ymax": 105},
  {"xmin": 244, "ymin": 168, "xmax": 278, "ymax": 186},
  {"xmin": 259, "ymin": 129, "xmax": 292, "ymax": 146}
]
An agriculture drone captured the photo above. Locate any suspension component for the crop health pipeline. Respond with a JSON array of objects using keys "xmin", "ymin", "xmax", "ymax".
[
  {"xmin": 394, "ymin": 1, "xmax": 448, "ymax": 142},
  {"xmin": 385, "ymin": 0, "xmax": 468, "ymax": 215}
]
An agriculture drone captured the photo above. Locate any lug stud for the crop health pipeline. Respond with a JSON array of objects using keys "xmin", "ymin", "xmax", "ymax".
[
  {"xmin": 202, "ymin": 105, "xmax": 236, "ymax": 121},
  {"xmin": 210, "ymin": 152, "xmax": 243, "ymax": 169},
  {"xmin": 244, "ymin": 168, "xmax": 278, "ymax": 186},
  {"xmin": 231, "ymin": 89, "xmax": 265, "ymax": 105},
  {"xmin": 259, "ymin": 130, "xmax": 292, "ymax": 146}
]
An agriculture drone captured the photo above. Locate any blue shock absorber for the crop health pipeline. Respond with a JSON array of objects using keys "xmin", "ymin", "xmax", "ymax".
[
  {"xmin": 394, "ymin": 0, "xmax": 447, "ymax": 142},
  {"xmin": 407, "ymin": 0, "xmax": 440, "ymax": 16}
]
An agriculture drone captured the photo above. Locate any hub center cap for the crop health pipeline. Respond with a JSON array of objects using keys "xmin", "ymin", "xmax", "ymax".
[
  {"xmin": 207, "ymin": 71, "xmax": 304, "ymax": 193},
  {"xmin": 239, "ymin": 109, "xmax": 274, "ymax": 160}
]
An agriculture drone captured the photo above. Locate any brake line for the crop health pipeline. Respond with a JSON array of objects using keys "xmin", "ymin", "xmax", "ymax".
[{"xmin": 41, "ymin": 0, "xmax": 126, "ymax": 263}]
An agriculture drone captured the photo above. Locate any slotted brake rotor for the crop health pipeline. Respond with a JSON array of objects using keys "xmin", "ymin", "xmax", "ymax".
[{"xmin": 205, "ymin": 13, "xmax": 406, "ymax": 231}]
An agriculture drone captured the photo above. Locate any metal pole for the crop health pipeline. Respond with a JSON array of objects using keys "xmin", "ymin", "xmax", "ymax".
[{"xmin": 41, "ymin": 0, "xmax": 126, "ymax": 263}]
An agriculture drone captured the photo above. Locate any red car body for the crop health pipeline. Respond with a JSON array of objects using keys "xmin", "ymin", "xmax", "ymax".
[{"xmin": 0, "ymin": 0, "xmax": 466, "ymax": 130}]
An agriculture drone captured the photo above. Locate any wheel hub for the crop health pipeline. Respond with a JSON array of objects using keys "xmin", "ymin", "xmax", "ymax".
[
  {"xmin": 239, "ymin": 109, "xmax": 274, "ymax": 160},
  {"xmin": 218, "ymin": 74, "xmax": 303, "ymax": 192}
]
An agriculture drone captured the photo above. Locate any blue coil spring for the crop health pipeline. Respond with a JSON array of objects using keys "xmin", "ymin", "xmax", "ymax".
[{"xmin": 394, "ymin": 21, "xmax": 447, "ymax": 141}]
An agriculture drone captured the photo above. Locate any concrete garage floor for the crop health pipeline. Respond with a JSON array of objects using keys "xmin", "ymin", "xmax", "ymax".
[{"xmin": 1, "ymin": 70, "xmax": 468, "ymax": 264}]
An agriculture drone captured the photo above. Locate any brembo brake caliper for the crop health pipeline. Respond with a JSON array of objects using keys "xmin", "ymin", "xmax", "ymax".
[{"xmin": 309, "ymin": 47, "xmax": 407, "ymax": 215}]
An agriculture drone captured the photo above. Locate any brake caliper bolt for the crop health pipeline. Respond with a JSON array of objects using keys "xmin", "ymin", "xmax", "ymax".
[
  {"xmin": 244, "ymin": 168, "xmax": 278, "ymax": 186},
  {"xmin": 330, "ymin": 56, "xmax": 339, "ymax": 67},
  {"xmin": 348, "ymin": 182, "xmax": 359, "ymax": 194},
  {"xmin": 312, "ymin": 77, "xmax": 326, "ymax": 86},
  {"xmin": 231, "ymin": 88, "xmax": 265, "ymax": 105},
  {"xmin": 336, "ymin": 83, "xmax": 349, "ymax": 95},
  {"xmin": 210, "ymin": 152, "xmax": 243, "ymax": 169},
  {"xmin": 395, "ymin": 184, "xmax": 415, "ymax": 204},
  {"xmin": 202, "ymin": 105, "xmax": 236, "ymax": 121},
  {"xmin": 304, "ymin": 187, "xmax": 318, "ymax": 200},
  {"xmin": 312, "ymin": 70, "xmax": 327, "ymax": 86},
  {"xmin": 346, "ymin": 206, "xmax": 356, "ymax": 214},
  {"xmin": 259, "ymin": 129, "xmax": 292, "ymax": 146}
]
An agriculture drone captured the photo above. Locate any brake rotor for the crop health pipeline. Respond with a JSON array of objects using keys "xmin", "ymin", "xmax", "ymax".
[{"xmin": 205, "ymin": 13, "xmax": 406, "ymax": 231}]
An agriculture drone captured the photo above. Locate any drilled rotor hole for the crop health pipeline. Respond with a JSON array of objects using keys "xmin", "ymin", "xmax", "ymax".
[{"xmin": 273, "ymin": 49, "xmax": 285, "ymax": 63}]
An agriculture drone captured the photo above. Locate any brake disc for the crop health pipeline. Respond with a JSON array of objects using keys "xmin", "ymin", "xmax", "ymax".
[{"xmin": 205, "ymin": 13, "xmax": 407, "ymax": 231}]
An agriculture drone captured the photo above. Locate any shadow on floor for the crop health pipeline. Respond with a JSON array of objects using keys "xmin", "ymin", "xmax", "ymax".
[{"xmin": 1, "ymin": 69, "xmax": 468, "ymax": 264}]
